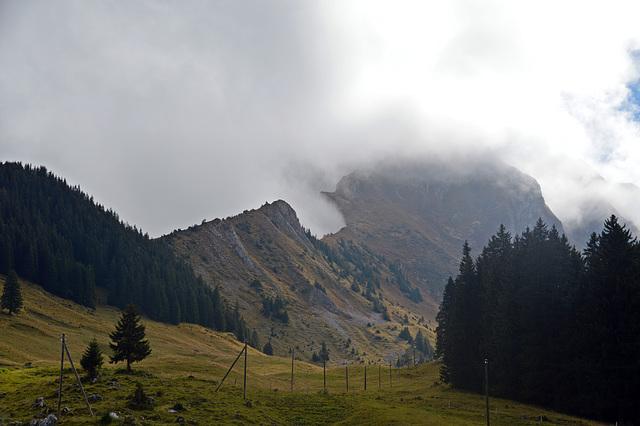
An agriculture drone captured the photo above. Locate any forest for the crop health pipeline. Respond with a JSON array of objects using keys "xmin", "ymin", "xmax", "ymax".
[
  {"xmin": 436, "ymin": 216, "xmax": 640, "ymax": 424},
  {"xmin": 0, "ymin": 162, "xmax": 259, "ymax": 348}
]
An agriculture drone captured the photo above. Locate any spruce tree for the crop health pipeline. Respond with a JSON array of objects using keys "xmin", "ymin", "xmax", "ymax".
[
  {"xmin": 263, "ymin": 340, "xmax": 274, "ymax": 356},
  {"xmin": 321, "ymin": 341, "xmax": 329, "ymax": 361},
  {"xmin": 577, "ymin": 215, "xmax": 640, "ymax": 423},
  {"xmin": 80, "ymin": 337, "xmax": 104, "ymax": 378},
  {"xmin": 1, "ymin": 270, "xmax": 23, "ymax": 315},
  {"xmin": 109, "ymin": 303, "xmax": 151, "ymax": 373},
  {"xmin": 435, "ymin": 276, "xmax": 455, "ymax": 383},
  {"xmin": 448, "ymin": 241, "xmax": 482, "ymax": 391}
]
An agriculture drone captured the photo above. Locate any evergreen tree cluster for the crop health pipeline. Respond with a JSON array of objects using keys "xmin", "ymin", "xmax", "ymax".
[
  {"xmin": 0, "ymin": 162, "xmax": 257, "ymax": 346},
  {"xmin": 260, "ymin": 294, "xmax": 289, "ymax": 323},
  {"xmin": 305, "ymin": 230, "xmax": 423, "ymax": 304},
  {"xmin": 388, "ymin": 262, "xmax": 423, "ymax": 302},
  {"xmin": 396, "ymin": 327, "xmax": 433, "ymax": 366},
  {"xmin": 436, "ymin": 217, "xmax": 640, "ymax": 424}
]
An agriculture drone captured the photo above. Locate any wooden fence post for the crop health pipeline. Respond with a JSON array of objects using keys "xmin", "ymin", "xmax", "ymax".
[
  {"xmin": 346, "ymin": 366, "xmax": 348, "ymax": 392},
  {"xmin": 243, "ymin": 341, "xmax": 247, "ymax": 399},
  {"xmin": 364, "ymin": 365, "xmax": 367, "ymax": 391},
  {"xmin": 57, "ymin": 334, "xmax": 65, "ymax": 417}
]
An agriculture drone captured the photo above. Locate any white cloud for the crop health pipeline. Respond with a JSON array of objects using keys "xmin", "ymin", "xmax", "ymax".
[{"xmin": 2, "ymin": 0, "xmax": 640, "ymax": 236}]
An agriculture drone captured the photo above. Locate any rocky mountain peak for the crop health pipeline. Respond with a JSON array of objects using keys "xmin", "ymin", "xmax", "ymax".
[{"xmin": 324, "ymin": 158, "xmax": 563, "ymax": 297}]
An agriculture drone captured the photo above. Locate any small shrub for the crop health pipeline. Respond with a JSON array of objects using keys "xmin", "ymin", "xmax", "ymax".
[
  {"xmin": 100, "ymin": 412, "xmax": 114, "ymax": 424},
  {"xmin": 128, "ymin": 382, "xmax": 153, "ymax": 410}
]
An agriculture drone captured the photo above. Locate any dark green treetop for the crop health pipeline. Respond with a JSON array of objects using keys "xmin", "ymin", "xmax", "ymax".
[
  {"xmin": 80, "ymin": 337, "xmax": 104, "ymax": 378},
  {"xmin": 263, "ymin": 340, "xmax": 274, "ymax": 356}
]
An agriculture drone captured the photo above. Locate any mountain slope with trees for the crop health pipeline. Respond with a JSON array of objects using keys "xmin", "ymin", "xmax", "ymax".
[
  {"xmin": 436, "ymin": 216, "xmax": 640, "ymax": 424},
  {"xmin": 0, "ymin": 162, "xmax": 257, "ymax": 346},
  {"xmin": 164, "ymin": 200, "xmax": 437, "ymax": 364}
]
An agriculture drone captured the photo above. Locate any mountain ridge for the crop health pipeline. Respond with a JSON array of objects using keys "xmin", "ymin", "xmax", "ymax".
[{"xmin": 164, "ymin": 199, "xmax": 437, "ymax": 364}]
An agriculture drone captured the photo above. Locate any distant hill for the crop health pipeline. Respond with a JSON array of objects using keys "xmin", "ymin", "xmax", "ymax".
[{"xmin": 323, "ymin": 158, "xmax": 564, "ymax": 298}]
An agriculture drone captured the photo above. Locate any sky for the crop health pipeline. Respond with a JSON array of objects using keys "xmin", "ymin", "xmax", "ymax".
[{"xmin": 2, "ymin": 0, "xmax": 640, "ymax": 238}]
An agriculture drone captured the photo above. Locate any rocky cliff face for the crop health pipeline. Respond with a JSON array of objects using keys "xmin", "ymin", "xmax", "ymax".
[{"xmin": 323, "ymin": 159, "xmax": 564, "ymax": 297}]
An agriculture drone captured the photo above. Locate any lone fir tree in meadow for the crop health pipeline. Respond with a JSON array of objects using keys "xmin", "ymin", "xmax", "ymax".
[
  {"xmin": 1, "ymin": 270, "xmax": 23, "ymax": 315},
  {"xmin": 80, "ymin": 337, "xmax": 104, "ymax": 378},
  {"xmin": 109, "ymin": 303, "xmax": 151, "ymax": 373}
]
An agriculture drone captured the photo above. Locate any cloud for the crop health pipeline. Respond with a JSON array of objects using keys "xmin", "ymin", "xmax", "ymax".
[{"xmin": 1, "ymin": 0, "xmax": 640, "ymax": 237}]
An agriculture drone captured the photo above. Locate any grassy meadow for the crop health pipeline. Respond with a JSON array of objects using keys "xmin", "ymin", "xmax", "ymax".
[{"xmin": 0, "ymin": 279, "xmax": 606, "ymax": 425}]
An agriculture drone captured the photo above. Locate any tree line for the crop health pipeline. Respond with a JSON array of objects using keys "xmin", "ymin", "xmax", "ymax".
[
  {"xmin": 436, "ymin": 216, "xmax": 640, "ymax": 424},
  {"xmin": 0, "ymin": 162, "xmax": 258, "ymax": 348}
]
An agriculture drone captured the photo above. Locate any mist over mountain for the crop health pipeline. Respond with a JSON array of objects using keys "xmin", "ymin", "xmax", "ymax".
[
  {"xmin": 323, "ymin": 158, "xmax": 564, "ymax": 297},
  {"xmin": 3, "ymin": 157, "xmax": 639, "ymax": 364},
  {"xmin": 556, "ymin": 173, "xmax": 640, "ymax": 247}
]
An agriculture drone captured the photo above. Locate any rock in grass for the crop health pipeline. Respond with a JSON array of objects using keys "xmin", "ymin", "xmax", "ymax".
[
  {"xmin": 29, "ymin": 414, "xmax": 57, "ymax": 425},
  {"xmin": 87, "ymin": 394, "xmax": 102, "ymax": 402}
]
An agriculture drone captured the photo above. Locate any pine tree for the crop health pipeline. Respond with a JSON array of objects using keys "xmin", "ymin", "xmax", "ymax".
[
  {"xmin": 435, "ymin": 276, "xmax": 454, "ymax": 367},
  {"xmin": 250, "ymin": 329, "xmax": 260, "ymax": 350},
  {"xmin": 321, "ymin": 341, "xmax": 329, "ymax": 361},
  {"xmin": 448, "ymin": 241, "xmax": 483, "ymax": 391},
  {"xmin": 80, "ymin": 337, "xmax": 104, "ymax": 378},
  {"xmin": 263, "ymin": 340, "xmax": 274, "ymax": 356},
  {"xmin": 1, "ymin": 270, "xmax": 23, "ymax": 315},
  {"xmin": 577, "ymin": 215, "xmax": 640, "ymax": 422},
  {"xmin": 109, "ymin": 303, "xmax": 151, "ymax": 373}
]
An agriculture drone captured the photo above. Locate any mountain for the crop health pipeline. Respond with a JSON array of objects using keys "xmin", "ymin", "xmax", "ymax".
[
  {"xmin": 164, "ymin": 200, "xmax": 438, "ymax": 364},
  {"xmin": 0, "ymin": 161, "xmax": 436, "ymax": 365},
  {"xmin": 322, "ymin": 158, "xmax": 564, "ymax": 298},
  {"xmin": 6, "ymin": 157, "xmax": 628, "ymax": 365}
]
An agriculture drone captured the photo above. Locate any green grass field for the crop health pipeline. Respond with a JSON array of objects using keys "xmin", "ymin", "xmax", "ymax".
[{"xmin": 0, "ymin": 280, "xmax": 605, "ymax": 425}]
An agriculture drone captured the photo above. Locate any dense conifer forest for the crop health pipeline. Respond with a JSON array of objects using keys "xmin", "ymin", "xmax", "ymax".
[
  {"xmin": 0, "ymin": 162, "xmax": 258, "ymax": 347},
  {"xmin": 436, "ymin": 217, "xmax": 640, "ymax": 424}
]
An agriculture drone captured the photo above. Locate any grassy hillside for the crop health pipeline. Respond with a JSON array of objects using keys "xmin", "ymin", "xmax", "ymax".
[{"xmin": 1, "ymin": 278, "xmax": 604, "ymax": 425}]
